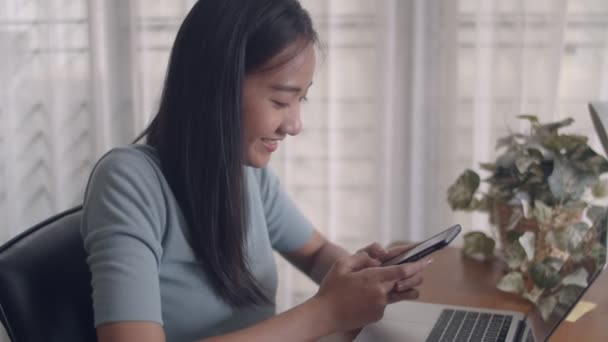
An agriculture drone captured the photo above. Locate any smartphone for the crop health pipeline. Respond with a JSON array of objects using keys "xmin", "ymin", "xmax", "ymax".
[{"xmin": 381, "ymin": 224, "xmax": 462, "ymax": 266}]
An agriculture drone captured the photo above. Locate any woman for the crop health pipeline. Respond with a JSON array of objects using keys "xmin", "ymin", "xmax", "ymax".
[{"xmin": 81, "ymin": 0, "xmax": 431, "ymax": 341}]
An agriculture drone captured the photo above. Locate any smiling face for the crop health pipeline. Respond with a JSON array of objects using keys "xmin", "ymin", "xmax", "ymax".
[{"xmin": 242, "ymin": 42, "xmax": 316, "ymax": 168}]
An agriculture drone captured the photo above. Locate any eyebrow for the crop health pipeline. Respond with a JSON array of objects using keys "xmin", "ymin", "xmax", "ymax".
[{"xmin": 270, "ymin": 82, "xmax": 313, "ymax": 93}]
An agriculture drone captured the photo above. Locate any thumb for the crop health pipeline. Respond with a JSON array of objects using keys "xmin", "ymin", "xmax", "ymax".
[
  {"xmin": 357, "ymin": 242, "xmax": 389, "ymax": 261},
  {"xmin": 378, "ymin": 258, "xmax": 432, "ymax": 282},
  {"xmin": 340, "ymin": 252, "xmax": 382, "ymax": 272}
]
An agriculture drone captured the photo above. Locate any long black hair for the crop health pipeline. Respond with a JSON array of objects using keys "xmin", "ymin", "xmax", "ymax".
[{"xmin": 139, "ymin": 0, "xmax": 317, "ymax": 307}]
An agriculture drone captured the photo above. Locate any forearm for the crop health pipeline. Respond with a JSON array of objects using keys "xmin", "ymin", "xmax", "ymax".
[
  {"xmin": 198, "ymin": 297, "xmax": 333, "ymax": 342},
  {"xmin": 308, "ymin": 241, "xmax": 349, "ymax": 284}
]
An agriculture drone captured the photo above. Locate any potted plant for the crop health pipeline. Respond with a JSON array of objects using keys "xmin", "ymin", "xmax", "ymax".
[{"xmin": 447, "ymin": 114, "xmax": 608, "ymax": 320}]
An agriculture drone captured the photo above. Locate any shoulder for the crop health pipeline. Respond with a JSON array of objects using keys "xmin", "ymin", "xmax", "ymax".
[
  {"xmin": 93, "ymin": 145, "xmax": 160, "ymax": 176},
  {"xmin": 87, "ymin": 145, "xmax": 162, "ymax": 189},
  {"xmin": 82, "ymin": 145, "xmax": 167, "ymax": 242},
  {"xmin": 84, "ymin": 144, "xmax": 167, "ymax": 211}
]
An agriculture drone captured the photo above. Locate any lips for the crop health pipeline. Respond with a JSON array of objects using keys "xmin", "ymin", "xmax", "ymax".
[{"xmin": 261, "ymin": 138, "xmax": 280, "ymax": 152}]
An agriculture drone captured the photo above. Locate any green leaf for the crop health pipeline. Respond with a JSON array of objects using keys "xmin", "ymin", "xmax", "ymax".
[
  {"xmin": 573, "ymin": 147, "xmax": 608, "ymax": 174},
  {"xmin": 533, "ymin": 200, "xmax": 553, "ymax": 224},
  {"xmin": 517, "ymin": 114, "xmax": 539, "ymax": 123},
  {"xmin": 552, "ymin": 205, "xmax": 585, "ymax": 229},
  {"xmin": 567, "ymin": 222, "xmax": 589, "ymax": 251},
  {"xmin": 586, "ymin": 206, "xmax": 607, "ymax": 223},
  {"xmin": 479, "ymin": 162, "xmax": 497, "ymax": 172},
  {"xmin": 506, "ymin": 230, "xmax": 525, "ymax": 243},
  {"xmin": 587, "ymin": 207, "xmax": 608, "ymax": 244},
  {"xmin": 496, "ymin": 136, "xmax": 515, "ymax": 150},
  {"xmin": 462, "ymin": 231, "xmax": 495, "ymax": 261},
  {"xmin": 526, "ymin": 148, "xmax": 544, "ymax": 161},
  {"xmin": 522, "ymin": 138, "xmax": 554, "ymax": 159},
  {"xmin": 537, "ymin": 117, "xmax": 575, "ymax": 134},
  {"xmin": 501, "ymin": 240, "xmax": 527, "ymax": 269},
  {"xmin": 590, "ymin": 242, "xmax": 607, "ymax": 271},
  {"xmin": 496, "ymin": 149, "xmax": 520, "ymax": 169},
  {"xmin": 538, "ymin": 295, "xmax": 558, "ymax": 321},
  {"xmin": 487, "ymin": 185, "xmax": 514, "ymax": 201},
  {"xmin": 447, "ymin": 170, "xmax": 480, "ymax": 210},
  {"xmin": 542, "ymin": 134, "xmax": 588, "ymax": 154},
  {"xmin": 548, "ymin": 158, "xmax": 595, "ymax": 202},
  {"xmin": 470, "ymin": 196, "xmax": 491, "ymax": 211},
  {"xmin": 571, "ymin": 250, "xmax": 586, "ymax": 263},
  {"xmin": 545, "ymin": 231, "xmax": 568, "ymax": 252},
  {"xmin": 518, "ymin": 231, "xmax": 535, "ymax": 261},
  {"xmin": 530, "ymin": 262, "xmax": 561, "ymax": 288},
  {"xmin": 515, "ymin": 155, "xmax": 538, "ymax": 174},
  {"xmin": 543, "ymin": 257, "xmax": 565, "ymax": 272},
  {"xmin": 561, "ymin": 268, "xmax": 589, "ymax": 288},
  {"xmin": 592, "ymin": 179, "xmax": 608, "ymax": 198},
  {"xmin": 522, "ymin": 199, "xmax": 532, "ymax": 219},
  {"xmin": 524, "ymin": 163, "xmax": 545, "ymax": 183},
  {"xmin": 496, "ymin": 133, "xmax": 525, "ymax": 150},
  {"xmin": 497, "ymin": 272, "xmax": 525, "ymax": 294},
  {"xmin": 582, "ymin": 155, "xmax": 608, "ymax": 174},
  {"xmin": 505, "ymin": 208, "xmax": 524, "ymax": 231},
  {"xmin": 523, "ymin": 286, "xmax": 545, "ymax": 304},
  {"xmin": 564, "ymin": 200, "xmax": 588, "ymax": 210},
  {"xmin": 557, "ymin": 286, "xmax": 584, "ymax": 306}
]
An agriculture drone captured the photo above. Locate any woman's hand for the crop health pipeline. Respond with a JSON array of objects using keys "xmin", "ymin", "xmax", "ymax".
[
  {"xmin": 313, "ymin": 249, "xmax": 431, "ymax": 333},
  {"xmin": 357, "ymin": 242, "xmax": 414, "ymax": 264},
  {"xmin": 357, "ymin": 243, "xmax": 428, "ymax": 298}
]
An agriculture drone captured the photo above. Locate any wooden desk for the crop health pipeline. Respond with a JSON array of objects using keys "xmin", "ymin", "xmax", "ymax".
[{"xmin": 419, "ymin": 246, "xmax": 608, "ymax": 341}]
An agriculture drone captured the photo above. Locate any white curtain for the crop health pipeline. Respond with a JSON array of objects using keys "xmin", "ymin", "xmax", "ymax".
[{"xmin": 1, "ymin": 0, "xmax": 608, "ymax": 337}]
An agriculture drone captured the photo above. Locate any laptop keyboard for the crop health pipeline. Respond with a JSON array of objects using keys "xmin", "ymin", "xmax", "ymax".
[{"xmin": 425, "ymin": 309, "xmax": 512, "ymax": 342}]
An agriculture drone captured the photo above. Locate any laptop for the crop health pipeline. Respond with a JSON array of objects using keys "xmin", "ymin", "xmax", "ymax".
[
  {"xmin": 355, "ymin": 235, "xmax": 606, "ymax": 342},
  {"xmin": 353, "ymin": 103, "xmax": 608, "ymax": 342}
]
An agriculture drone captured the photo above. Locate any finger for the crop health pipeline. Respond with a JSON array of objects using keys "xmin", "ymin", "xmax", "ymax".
[
  {"xmin": 378, "ymin": 258, "xmax": 433, "ymax": 282},
  {"xmin": 387, "ymin": 240, "xmax": 409, "ymax": 248},
  {"xmin": 394, "ymin": 274, "xmax": 423, "ymax": 292},
  {"xmin": 344, "ymin": 328, "xmax": 363, "ymax": 340},
  {"xmin": 383, "ymin": 244, "xmax": 417, "ymax": 260},
  {"xmin": 357, "ymin": 242, "xmax": 388, "ymax": 261},
  {"xmin": 388, "ymin": 289, "xmax": 420, "ymax": 304},
  {"xmin": 339, "ymin": 252, "xmax": 382, "ymax": 272}
]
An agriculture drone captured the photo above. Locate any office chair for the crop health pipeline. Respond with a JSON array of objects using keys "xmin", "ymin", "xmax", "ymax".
[{"xmin": 0, "ymin": 206, "xmax": 97, "ymax": 342}]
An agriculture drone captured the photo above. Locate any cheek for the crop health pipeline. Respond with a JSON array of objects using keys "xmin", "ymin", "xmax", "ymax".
[
  {"xmin": 244, "ymin": 109, "xmax": 263, "ymax": 138},
  {"xmin": 244, "ymin": 103, "xmax": 280, "ymax": 138},
  {"xmin": 243, "ymin": 99, "xmax": 261, "ymax": 138}
]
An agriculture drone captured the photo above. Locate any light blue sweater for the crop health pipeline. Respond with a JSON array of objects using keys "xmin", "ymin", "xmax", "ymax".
[{"xmin": 81, "ymin": 145, "xmax": 314, "ymax": 341}]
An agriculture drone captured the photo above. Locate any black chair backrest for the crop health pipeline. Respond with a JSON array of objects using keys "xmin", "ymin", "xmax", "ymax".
[{"xmin": 0, "ymin": 206, "xmax": 97, "ymax": 342}]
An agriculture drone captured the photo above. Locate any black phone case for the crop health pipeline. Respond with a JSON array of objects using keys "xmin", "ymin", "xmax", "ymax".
[
  {"xmin": 399, "ymin": 241, "xmax": 447, "ymax": 264},
  {"xmin": 395, "ymin": 224, "xmax": 461, "ymax": 265}
]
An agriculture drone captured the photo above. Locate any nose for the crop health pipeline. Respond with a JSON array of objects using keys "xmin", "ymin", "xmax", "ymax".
[{"xmin": 280, "ymin": 106, "xmax": 302, "ymax": 136}]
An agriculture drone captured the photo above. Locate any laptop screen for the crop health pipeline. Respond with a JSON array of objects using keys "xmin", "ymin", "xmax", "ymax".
[{"xmin": 525, "ymin": 217, "xmax": 607, "ymax": 341}]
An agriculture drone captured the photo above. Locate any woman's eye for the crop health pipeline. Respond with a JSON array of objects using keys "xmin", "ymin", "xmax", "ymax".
[{"xmin": 272, "ymin": 100, "xmax": 290, "ymax": 108}]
